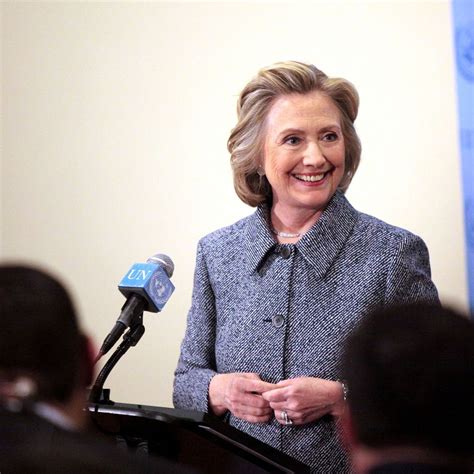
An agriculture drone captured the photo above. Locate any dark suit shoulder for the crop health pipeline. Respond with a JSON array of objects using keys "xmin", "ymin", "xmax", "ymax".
[{"xmin": 0, "ymin": 410, "xmax": 194, "ymax": 474}]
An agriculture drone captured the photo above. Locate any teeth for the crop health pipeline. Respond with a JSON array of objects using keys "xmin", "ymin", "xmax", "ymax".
[{"xmin": 294, "ymin": 173, "xmax": 325, "ymax": 182}]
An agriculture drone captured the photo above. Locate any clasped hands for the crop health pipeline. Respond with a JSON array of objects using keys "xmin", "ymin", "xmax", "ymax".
[{"xmin": 209, "ymin": 373, "xmax": 346, "ymax": 425}]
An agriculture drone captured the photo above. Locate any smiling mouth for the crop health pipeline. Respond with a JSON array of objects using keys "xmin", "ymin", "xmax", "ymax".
[{"xmin": 293, "ymin": 171, "xmax": 330, "ymax": 182}]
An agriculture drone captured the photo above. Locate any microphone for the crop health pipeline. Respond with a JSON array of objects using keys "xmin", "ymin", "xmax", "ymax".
[{"xmin": 98, "ymin": 254, "xmax": 175, "ymax": 359}]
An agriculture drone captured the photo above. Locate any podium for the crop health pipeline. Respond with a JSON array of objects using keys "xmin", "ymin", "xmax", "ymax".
[{"xmin": 89, "ymin": 401, "xmax": 310, "ymax": 473}]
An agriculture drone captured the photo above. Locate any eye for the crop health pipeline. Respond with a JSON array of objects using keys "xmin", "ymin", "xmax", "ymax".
[
  {"xmin": 322, "ymin": 132, "xmax": 339, "ymax": 142},
  {"xmin": 284, "ymin": 136, "xmax": 302, "ymax": 146}
]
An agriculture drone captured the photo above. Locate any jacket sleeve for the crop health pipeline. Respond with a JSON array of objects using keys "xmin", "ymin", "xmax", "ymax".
[
  {"xmin": 173, "ymin": 240, "xmax": 218, "ymax": 412},
  {"xmin": 384, "ymin": 232, "xmax": 440, "ymax": 306}
]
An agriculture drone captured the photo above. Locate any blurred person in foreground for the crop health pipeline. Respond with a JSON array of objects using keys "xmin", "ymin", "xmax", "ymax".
[
  {"xmin": 341, "ymin": 303, "xmax": 474, "ymax": 474},
  {"xmin": 173, "ymin": 60, "xmax": 439, "ymax": 472},
  {"xmin": 0, "ymin": 264, "xmax": 188, "ymax": 473}
]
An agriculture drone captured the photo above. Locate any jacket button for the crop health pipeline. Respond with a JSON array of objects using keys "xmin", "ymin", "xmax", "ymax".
[
  {"xmin": 280, "ymin": 246, "xmax": 291, "ymax": 259},
  {"xmin": 272, "ymin": 314, "xmax": 285, "ymax": 328}
]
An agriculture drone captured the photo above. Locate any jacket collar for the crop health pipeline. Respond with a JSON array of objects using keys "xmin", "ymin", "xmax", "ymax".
[
  {"xmin": 244, "ymin": 190, "xmax": 359, "ymax": 278},
  {"xmin": 243, "ymin": 203, "xmax": 276, "ymax": 274}
]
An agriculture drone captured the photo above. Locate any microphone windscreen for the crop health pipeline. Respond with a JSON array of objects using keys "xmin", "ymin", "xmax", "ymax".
[{"xmin": 147, "ymin": 253, "xmax": 174, "ymax": 278}]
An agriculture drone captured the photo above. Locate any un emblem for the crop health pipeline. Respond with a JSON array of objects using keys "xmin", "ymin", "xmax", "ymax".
[
  {"xmin": 150, "ymin": 270, "xmax": 173, "ymax": 306},
  {"xmin": 456, "ymin": 23, "xmax": 474, "ymax": 82}
]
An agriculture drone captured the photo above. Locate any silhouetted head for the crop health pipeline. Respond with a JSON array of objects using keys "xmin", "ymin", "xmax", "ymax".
[
  {"xmin": 343, "ymin": 302, "xmax": 474, "ymax": 460},
  {"xmin": 0, "ymin": 265, "xmax": 90, "ymax": 404}
]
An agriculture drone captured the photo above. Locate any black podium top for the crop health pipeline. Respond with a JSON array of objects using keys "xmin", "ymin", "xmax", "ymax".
[{"xmin": 89, "ymin": 401, "xmax": 310, "ymax": 473}]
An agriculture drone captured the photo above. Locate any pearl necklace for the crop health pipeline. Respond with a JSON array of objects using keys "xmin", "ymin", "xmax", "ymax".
[{"xmin": 270, "ymin": 227, "xmax": 301, "ymax": 239}]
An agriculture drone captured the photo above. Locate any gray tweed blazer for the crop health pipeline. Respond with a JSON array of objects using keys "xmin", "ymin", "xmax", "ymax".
[{"xmin": 173, "ymin": 191, "xmax": 439, "ymax": 473}]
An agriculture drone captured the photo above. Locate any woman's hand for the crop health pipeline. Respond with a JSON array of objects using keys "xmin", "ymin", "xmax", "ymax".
[
  {"xmin": 209, "ymin": 373, "xmax": 276, "ymax": 423},
  {"xmin": 262, "ymin": 377, "xmax": 346, "ymax": 426}
]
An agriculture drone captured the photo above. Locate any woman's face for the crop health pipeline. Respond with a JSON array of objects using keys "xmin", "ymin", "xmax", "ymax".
[{"xmin": 262, "ymin": 91, "xmax": 345, "ymax": 214}]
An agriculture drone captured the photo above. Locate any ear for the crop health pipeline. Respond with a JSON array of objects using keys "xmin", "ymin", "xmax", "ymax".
[
  {"xmin": 79, "ymin": 334, "xmax": 96, "ymax": 388},
  {"xmin": 338, "ymin": 407, "xmax": 359, "ymax": 452}
]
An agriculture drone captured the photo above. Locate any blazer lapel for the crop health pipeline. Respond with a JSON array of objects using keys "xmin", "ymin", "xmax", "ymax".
[
  {"xmin": 243, "ymin": 205, "xmax": 276, "ymax": 275},
  {"xmin": 296, "ymin": 190, "xmax": 359, "ymax": 279}
]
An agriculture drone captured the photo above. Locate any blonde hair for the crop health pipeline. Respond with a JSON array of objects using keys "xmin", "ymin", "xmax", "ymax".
[{"xmin": 228, "ymin": 61, "xmax": 361, "ymax": 207}]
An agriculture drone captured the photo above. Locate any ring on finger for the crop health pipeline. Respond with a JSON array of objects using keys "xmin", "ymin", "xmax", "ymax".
[{"xmin": 281, "ymin": 410, "xmax": 293, "ymax": 425}]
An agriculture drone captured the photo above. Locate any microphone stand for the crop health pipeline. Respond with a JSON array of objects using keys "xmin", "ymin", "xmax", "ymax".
[{"xmin": 89, "ymin": 314, "xmax": 145, "ymax": 404}]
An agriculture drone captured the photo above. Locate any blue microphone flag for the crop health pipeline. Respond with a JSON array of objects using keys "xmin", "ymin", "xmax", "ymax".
[{"xmin": 118, "ymin": 262, "xmax": 175, "ymax": 312}]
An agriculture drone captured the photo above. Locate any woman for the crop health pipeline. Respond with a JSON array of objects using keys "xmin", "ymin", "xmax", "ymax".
[{"xmin": 173, "ymin": 61, "xmax": 439, "ymax": 473}]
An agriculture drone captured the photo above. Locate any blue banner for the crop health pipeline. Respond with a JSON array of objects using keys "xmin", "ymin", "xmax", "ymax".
[{"xmin": 452, "ymin": 0, "xmax": 474, "ymax": 315}]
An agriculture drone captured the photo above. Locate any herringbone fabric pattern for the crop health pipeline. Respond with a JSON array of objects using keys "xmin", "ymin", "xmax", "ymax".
[{"xmin": 174, "ymin": 191, "xmax": 439, "ymax": 473}]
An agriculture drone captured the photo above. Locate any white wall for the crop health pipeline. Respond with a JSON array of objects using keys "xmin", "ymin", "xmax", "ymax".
[{"xmin": 1, "ymin": 1, "xmax": 466, "ymax": 407}]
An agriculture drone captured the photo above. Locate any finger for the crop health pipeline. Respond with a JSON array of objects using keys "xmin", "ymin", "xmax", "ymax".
[
  {"xmin": 238, "ymin": 377, "xmax": 276, "ymax": 395},
  {"xmin": 232, "ymin": 403, "xmax": 273, "ymax": 417},
  {"xmin": 274, "ymin": 410, "xmax": 284, "ymax": 425},
  {"xmin": 291, "ymin": 408, "xmax": 329, "ymax": 424},
  {"xmin": 239, "ymin": 413, "xmax": 272, "ymax": 424},
  {"xmin": 239, "ymin": 372, "xmax": 262, "ymax": 380},
  {"xmin": 227, "ymin": 383, "xmax": 272, "ymax": 407},
  {"xmin": 262, "ymin": 386, "xmax": 288, "ymax": 402},
  {"xmin": 238, "ymin": 373, "xmax": 275, "ymax": 387},
  {"xmin": 227, "ymin": 392, "xmax": 271, "ymax": 410},
  {"xmin": 249, "ymin": 394, "xmax": 272, "ymax": 409},
  {"xmin": 274, "ymin": 410, "xmax": 298, "ymax": 426},
  {"xmin": 270, "ymin": 399, "xmax": 308, "ymax": 412},
  {"xmin": 268, "ymin": 401, "xmax": 287, "ymax": 411}
]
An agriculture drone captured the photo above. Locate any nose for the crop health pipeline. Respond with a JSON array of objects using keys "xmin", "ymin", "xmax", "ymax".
[{"xmin": 302, "ymin": 141, "xmax": 326, "ymax": 168}]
